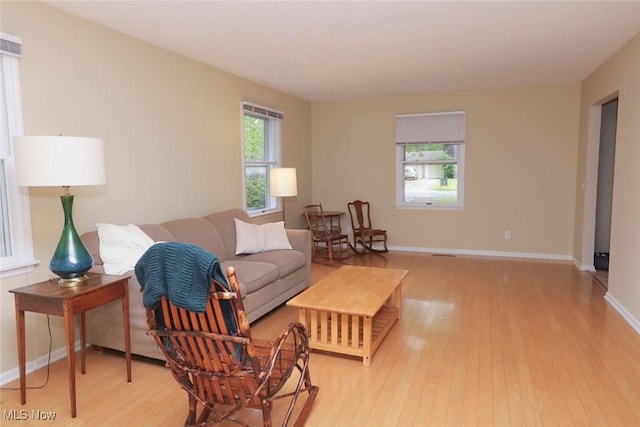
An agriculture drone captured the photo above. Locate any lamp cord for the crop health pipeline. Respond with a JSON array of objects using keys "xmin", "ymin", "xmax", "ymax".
[{"xmin": 0, "ymin": 315, "xmax": 52, "ymax": 391}]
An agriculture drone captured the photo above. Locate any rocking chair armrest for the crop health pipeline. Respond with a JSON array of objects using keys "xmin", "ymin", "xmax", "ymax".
[
  {"xmin": 259, "ymin": 322, "xmax": 309, "ymax": 380},
  {"xmin": 273, "ymin": 321, "xmax": 309, "ymax": 351}
]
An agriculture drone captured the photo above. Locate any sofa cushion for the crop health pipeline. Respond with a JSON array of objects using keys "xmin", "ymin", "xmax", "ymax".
[
  {"xmin": 222, "ymin": 259, "xmax": 279, "ymax": 295},
  {"xmin": 138, "ymin": 224, "xmax": 177, "ymax": 243},
  {"xmin": 203, "ymin": 209, "xmax": 252, "ymax": 260},
  {"xmin": 161, "ymin": 217, "xmax": 227, "ymax": 261},
  {"xmin": 239, "ymin": 249, "xmax": 305, "ymax": 279}
]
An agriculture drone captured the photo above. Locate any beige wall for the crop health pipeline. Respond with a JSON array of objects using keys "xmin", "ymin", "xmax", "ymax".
[
  {"xmin": 1, "ymin": 2, "xmax": 311, "ymax": 374},
  {"xmin": 573, "ymin": 34, "xmax": 640, "ymax": 327},
  {"xmin": 312, "ymin": 84, "xmax": 581, "ymax": 256}
]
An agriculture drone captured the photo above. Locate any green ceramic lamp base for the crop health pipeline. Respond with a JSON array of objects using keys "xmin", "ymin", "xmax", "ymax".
[{"xmin": 50, "ymin": 192, "xmax": 94, "ymax": 287}]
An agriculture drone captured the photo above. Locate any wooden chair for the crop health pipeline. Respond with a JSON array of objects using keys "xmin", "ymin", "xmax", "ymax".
[
  {"xmin": 347, "ymin": 200, "xmax": 389, "ymax": 254},
  {"xmin": 145, "ymin": 265, "xmax": 319, "ymax": 427},
  {"xmin": 303, "ymin": 203, "xmax": 350, "ymax": 262}
]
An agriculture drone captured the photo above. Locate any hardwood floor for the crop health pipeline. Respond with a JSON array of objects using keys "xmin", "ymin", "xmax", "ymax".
[{"xmin": 2, "ymin": 252, "xmax": 640, "ymax": 426}]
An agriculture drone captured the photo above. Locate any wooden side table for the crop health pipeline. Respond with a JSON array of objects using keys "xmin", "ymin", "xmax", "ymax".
[
  {"xmin": 303, "ymin": 210, "xmax": 345, "ymax": 233},
  {"xmin": 322, "ymin": 210, "xmax": 345, "ymax": 233},
  {"xmin": 10, "ymin": 273, "xmax": 132, "ymax": 418}
]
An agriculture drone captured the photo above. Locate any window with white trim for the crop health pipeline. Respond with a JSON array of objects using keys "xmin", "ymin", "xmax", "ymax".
[
  {"xmin": 396, "ymin": 111, "xmax": 466, "ymax": 210},
  {"xmin": 241, "ymin": 102, "xmax": 282, "ymax": 215},
  {"xmin": 0, "ymin": 33, "xmax": 35, "ymax": 277}
]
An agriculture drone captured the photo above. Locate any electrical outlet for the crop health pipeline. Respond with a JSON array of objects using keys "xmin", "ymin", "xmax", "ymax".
[{"xmin": 504, "ymin": 230, "xmax": 511, "ymax": 240}]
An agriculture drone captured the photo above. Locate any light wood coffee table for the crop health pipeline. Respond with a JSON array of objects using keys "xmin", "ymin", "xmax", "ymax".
[{"xmin": 287, "ymin": 265, "xmax": 408, "ymax": 366}]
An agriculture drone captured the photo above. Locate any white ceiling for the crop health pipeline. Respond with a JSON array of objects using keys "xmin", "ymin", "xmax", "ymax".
[{"xmin": 46, "ymin": 1, "xmax": 640, "ymax": 102}]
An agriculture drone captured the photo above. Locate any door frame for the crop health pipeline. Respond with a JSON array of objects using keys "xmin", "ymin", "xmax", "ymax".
[{"xmin": 580, "ymin": 91, "xmax": 618, "ymax": 270}]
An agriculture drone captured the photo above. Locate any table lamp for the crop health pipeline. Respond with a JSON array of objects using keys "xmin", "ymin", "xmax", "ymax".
[
  {"xmin": 270, "ymin": 167, "xmax": 297, "ymax": 225},
  {"xmin": 13, "ymin": 136, "xmax": 106, "ymax": 287}
]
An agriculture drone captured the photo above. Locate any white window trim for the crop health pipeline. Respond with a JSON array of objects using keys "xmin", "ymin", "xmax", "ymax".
[
  {"xmin": 0, "ymin": 33, "xmax": 37, "ymax": 278},
  {"xmin": 395, "ymin": 111, "xmax": 466, "ymax": 210},
  {"xmin": 241, "ymin": 101, "xmax": 283, "ymax": 217},
  {"xmin": 395, "ymin": 144, "xmax": 465, "ymax": 210}
]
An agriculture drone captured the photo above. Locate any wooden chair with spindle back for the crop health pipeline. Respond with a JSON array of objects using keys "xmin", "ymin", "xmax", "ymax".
[{"xmin": 303, "ymin": 203, "xmax": 350, "ymax": 262}]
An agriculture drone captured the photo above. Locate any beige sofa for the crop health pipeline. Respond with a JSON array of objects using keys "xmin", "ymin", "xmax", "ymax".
[{"xmin": 80, "ymin": 208, "xmax": 311, "ymax": 360}]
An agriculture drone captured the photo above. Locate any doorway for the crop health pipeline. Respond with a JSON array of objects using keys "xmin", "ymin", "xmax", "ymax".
[{"xmin": 593, "ymin": 98, "xmax": 618, "ymax": 288}]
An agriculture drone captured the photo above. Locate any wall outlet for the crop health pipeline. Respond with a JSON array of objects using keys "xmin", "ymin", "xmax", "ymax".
[{"xmin": 504, "ymin": 230, "xmax": 511, "ymax": 240}]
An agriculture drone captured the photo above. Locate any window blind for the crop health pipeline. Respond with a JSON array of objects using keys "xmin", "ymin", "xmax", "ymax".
[
  {"xmin": 0, "ymin": 33, "xmax": 22, "ymax": 57},
  {"xmin": 243, "ymin": 102, "xmax": 283, "ymax": 120},
  {"xmin": 396, "ymin": 111, "xmax": 465, "ymax": 144}
]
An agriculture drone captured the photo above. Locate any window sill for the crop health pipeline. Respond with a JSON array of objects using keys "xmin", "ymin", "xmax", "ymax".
[
  {"xmin": 248, "ymin": 208, "xmax": 280, "ymax": 218},
  {"xmin": 249, "ymin": 209, "xmax": 283, "ymax": 225},
  {"xmin": 395, "ymin": 204, "xmax": 464, "ymax": 211},
  {"xmin": 0, "ymin": 258, "xmax": 40, "ymax": 279}
]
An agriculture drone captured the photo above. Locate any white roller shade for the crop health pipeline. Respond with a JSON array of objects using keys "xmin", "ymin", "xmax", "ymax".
[{"xmin": 396, "ymin": 111, "xmax": 465, "ymax": 144}]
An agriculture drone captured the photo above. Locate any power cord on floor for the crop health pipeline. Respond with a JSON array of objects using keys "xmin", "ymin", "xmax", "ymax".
[{"xmin": 0, "ymin": 314, "xmax": 52, "ymax": 391}]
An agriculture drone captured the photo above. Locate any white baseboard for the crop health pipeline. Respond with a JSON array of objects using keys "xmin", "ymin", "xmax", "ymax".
[
  {"xmin": 604, "ymin": 292, "xmax": 640, "ymax": 335},
  {"xmin": 390, "ymin": 245, "xmax": 572, "ymax": 261},
  {"xmin": 0, "ymin": 341, "xmax": 82, "ymax": 387},
  {"xmin": 572, "ymin": 256, "xmax": 596, "ymax": 271}
]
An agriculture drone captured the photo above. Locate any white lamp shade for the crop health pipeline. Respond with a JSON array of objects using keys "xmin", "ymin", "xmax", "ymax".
[
  {"xmin": 270, "ymin": 167, "xmax": 297, "ymax": 197},
  {"xmin": 13, "ymin": 136, "xmax": 106, "ymax": 187}
]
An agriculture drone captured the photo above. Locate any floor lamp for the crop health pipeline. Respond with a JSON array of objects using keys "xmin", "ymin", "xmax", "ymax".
[
  {"xmin": 270, "ymin": 168, "xmax": 297, "ymax": 225},
  {"xmin": 13, "ymin": 136, "xmax": 106, "ymax": 287}
]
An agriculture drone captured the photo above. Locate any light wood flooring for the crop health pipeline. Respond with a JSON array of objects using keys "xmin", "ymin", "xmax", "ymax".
[{"xmin": 2, "ymin": 252, "xmax": 640, "ymax": 426}]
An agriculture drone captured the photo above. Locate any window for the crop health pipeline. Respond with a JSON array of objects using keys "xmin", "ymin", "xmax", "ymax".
[
  {"xmin": 242, "ymin": 102, "xmax": 283, "ymax": 215},
  {"xmin": 396, "ymin": 111, "xmax": 466, "ymax": 210},
  {"xmin": 0, "ymin": 33, "xmax": 35, "ymax": 277}
]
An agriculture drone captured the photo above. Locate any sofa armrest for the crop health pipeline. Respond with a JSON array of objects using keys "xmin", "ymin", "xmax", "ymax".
[
  {"xmin": 286, "ymin": 228, "xmax": 312, "ymax": 284},
  {"xmin": 286, "ymin": 228, "xmax": 310, "ymax": 252}
]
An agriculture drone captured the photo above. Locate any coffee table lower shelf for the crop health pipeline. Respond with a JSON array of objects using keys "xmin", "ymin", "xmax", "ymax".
[{"xmin": 297, "ymin": 304, "xmax": 399, "ymax": 367}]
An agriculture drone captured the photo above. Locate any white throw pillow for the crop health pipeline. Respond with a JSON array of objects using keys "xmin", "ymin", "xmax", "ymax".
[
  {"xmin": 261, "ymin": 221, "xmax": 294, "ymax": 251},
  {"xmin": 97, "ymin": 223, "xmax": 155, "ymax": 275},
  {"xmin": 234, "ymin": 218, "xmax": 292, "ymax": 255}
]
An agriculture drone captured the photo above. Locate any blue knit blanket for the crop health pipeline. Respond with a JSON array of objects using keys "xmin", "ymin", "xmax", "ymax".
[{"xmin": 135, "ymin": 241, "xmax": 229, "ymax": 312}]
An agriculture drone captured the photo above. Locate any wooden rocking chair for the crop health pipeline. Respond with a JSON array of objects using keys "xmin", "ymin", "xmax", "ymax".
[
  {"xmin": 347, "ymin": 200, "xmax": 389, "ymax": 254},
  {"xmin": 143, "ymin": 259, "xmax": 319, "ymax": 426}
]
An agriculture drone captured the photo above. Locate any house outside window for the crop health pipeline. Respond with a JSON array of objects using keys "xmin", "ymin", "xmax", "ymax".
[
  {"xmin": 0, "ymin": 33, "xmax": 35, "ymax": 278},
  {"xmin": 396, "ymin": 111, "xmax": 466, "ymax": 210},
  {"xmin": 242, "ymin": 102, "xmax": 283, "ymax": 215}
]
